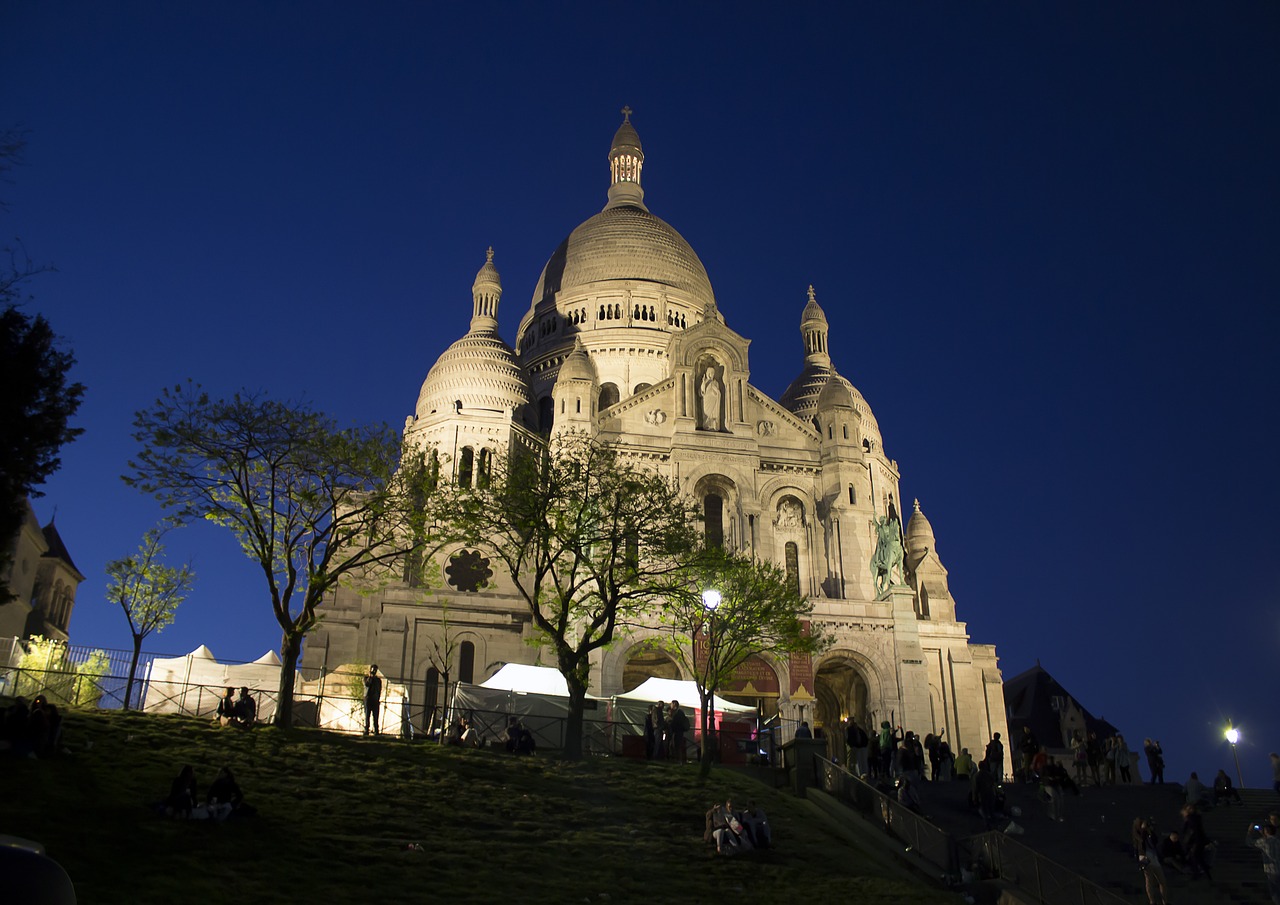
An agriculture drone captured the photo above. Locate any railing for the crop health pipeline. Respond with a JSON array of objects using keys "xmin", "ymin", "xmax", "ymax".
[
  {"xmin": 957, "ymin": 832, "xmax": 1130, "ymax": 905},
  {"xmin": 815, "ymin": 754, "xmax": 960, "ymax": 878},
  {"xmin": 814, "ymin": 755, "xmax": 1130, "ymax": 905}
]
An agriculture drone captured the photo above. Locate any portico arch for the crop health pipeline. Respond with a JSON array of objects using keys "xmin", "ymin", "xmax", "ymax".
[{"xmin": 813, "ymin": 649, "xmax": 885, "ymax": 754}]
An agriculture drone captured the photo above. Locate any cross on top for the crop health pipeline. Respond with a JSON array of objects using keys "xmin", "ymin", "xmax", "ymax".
[
  {"xmin": 486, "ymin": 246, "xmax": 494, "ymax": 263},
  {"xmin": 621, "ymin": 105, "xmax": 633, "ymax": 122},
  {"xmin": 807, "ymin": 285, "xmax": 816, "ymax": 303}
]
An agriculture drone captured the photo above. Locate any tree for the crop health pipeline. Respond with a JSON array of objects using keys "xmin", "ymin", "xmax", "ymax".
[
  {"xmin": 106, "ymin": 525, "xmax": 196, "ymax": 709},
  {"xmin": 657, "ymin": 548, "xmax": 826, "ymax": 777},
  {"xmin": 126, "ymin": 384, "xmax": 438, "ymax": 726},
  {"xmin": 447, "ymin": 432, "xmax": 703, "ymax": 759},
  {"xmin": 0, "ymin": 130, "xmax": 84, "ymax": 602}
]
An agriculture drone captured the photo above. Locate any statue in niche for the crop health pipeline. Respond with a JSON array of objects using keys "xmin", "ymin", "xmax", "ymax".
[
  {"xmin": 777, "ymin": 499, "xmax": 803, "ymax": 528},
  {"xmin": 699, "ymin": 365, "xmax": 723, "ymax": 431},
  {"xmin": 870, "ymin": 514, "xmax": 905, "ymax": 596}
]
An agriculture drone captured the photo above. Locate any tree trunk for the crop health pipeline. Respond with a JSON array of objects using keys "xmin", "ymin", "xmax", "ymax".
[
  {"xmin": 123, "ymin": 634, "xmax": 143, "ymax": 711},
  {"xmin": 699, "ymin": 687, "xmax": 715, "ymax": 779},
  {"xmin": 563, "ymin": 675, "xmax": 588, "ymax": 760},
  {"xmin": 276, "ymin": 630, "xmax": 302, "ymax": 727}
]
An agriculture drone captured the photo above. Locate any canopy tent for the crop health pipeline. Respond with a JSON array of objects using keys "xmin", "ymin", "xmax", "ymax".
[
  {"xmin": 611, "ymin": 678, "xmax": 757, "ymax": 751},
  {"xmin": 143, "ymin": 645, "xmax": 293, "ymax": 723},
  {"xmin": 293, "ymin": 669, "xmax": 409, "ymax": 736},
  {"xmin": 451, "ymin": 664, "xmax": 607, "ymax": 752}
]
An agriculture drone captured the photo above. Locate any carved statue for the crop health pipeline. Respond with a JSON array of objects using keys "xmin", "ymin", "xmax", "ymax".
[
  {"xmin": 757, "ymin": 420, "xmax": 774, "ymax": 437},
  {"xmin": 777, "ymin": 499, "xmax": 803, "ymax": 528},
  {"xmin": 644, "ymin": 408, "xmax": 667, "ymax": 425},
  {"xmin": 871, "ymin": 514, "xmax": 905, "ymax": 596},
  {"xmin": 699, "ymin": 366, "xmax": 722, "ymax": 431}
]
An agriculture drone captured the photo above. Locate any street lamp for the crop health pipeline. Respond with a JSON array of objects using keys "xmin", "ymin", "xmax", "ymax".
[
  {"xmin": 700, "ymin": 589, "xmax": 721, "ymax": 764},
  {"xmin": 1225, "ymin": 725, "xmax": 1245, "ymax": 789}
]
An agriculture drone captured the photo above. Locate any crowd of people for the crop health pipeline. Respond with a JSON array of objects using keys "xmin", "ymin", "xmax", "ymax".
[
  {"xmin": 1, "ymin": 695, "xmax": 63, "ymax": 758},
  {"xmin": 642, "ymin": 700, "xmax": 691, "ymax": 764}
]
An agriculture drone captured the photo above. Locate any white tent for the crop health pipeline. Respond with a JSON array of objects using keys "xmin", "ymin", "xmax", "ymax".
[
  {"xmin": 143, "ymin": 646, "xmax": 292, "ymax": 723},
  {"xmin": 615, "ymin": 677, "xmax": 756, "ymax": 714},
  {"xmin": 451, "ymin": 664, "xmax": 607, "ymax": 752},
  {"xmin": 293, "ymin": 669, "xmax": 409, "ymax": 736}
]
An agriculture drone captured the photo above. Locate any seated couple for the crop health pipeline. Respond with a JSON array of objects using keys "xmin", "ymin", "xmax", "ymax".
[{"xmin": 704, "ymin": 798, "xmax": 770, "ymax": 855}]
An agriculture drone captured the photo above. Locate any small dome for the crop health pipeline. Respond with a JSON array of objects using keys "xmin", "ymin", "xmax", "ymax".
[
  {"xmin": 801, "ymin": 285, "xmax": 827, "ymax": 327},
  {"xmin": 817, "ymin": 377, "xmax": 855, "ymax": 411},
  {"xmin": 905, "ymin": 499, "xmax": 936, "ymax": 557},
  {"xmin": 611, "ymin": 115, "xmax": 642, "ymax": 157},
  {"xmin": 416, "ymin": 332, "xmax": 531, "ymax": 419},
  {"xmin": 780, "ymin": 364, "xmax": 883, "ymax": 448},
  {"xmin": 556, "ymin": 338, "xmax": 597, "ymax": 385}
]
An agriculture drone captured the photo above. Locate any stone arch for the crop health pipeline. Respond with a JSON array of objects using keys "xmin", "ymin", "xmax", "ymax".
[
  {"xmin": 693, "ymin": 473, "xmax": 739, "ymax": 551},
  {"xmin": 813, "ymin": 648, "xmax": 887, "ymax": 742}
]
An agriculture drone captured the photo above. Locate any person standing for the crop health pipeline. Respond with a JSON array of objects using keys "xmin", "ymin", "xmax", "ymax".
[
  {"xmin": 1144, "ymin": 738, "xmax": 1165, "ymax": 784},
  {"xmin": 1246, "ymin": 822, "xmax": 1280, "ymax": 905},
  {"xmin": 1181, "ymin": 803, "xmax": 1213, "ymax": 880},
  {"xmin": 845, "ymin": 717, "xmax": 869, "ymax": 777},
  {"xmin": 1133, "ymin": 816, "xmax": 1170, "ymax": 905},
  {"xmin": 363, "ymin": 665, "xmax": 383, "ymax": 737},
  {"xmin": 669, "ymin": 700, "xmax": 689, "ymax": 764},
  {"xmin": 1018, "ymin": 726, "xmax": 1039, "ymax": 783},
  {"xmin": 643, "ymin": 705, "xmax": 656, "ymax": 760},
  {"xmin": 985, "ymin": 732, "xmax": 1004, "ymax": 782}
]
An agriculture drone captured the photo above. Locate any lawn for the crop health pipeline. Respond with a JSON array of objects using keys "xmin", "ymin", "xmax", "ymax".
[{"xmin": 2, "ymin": 709, "xmax": 959, "ymax": 904}]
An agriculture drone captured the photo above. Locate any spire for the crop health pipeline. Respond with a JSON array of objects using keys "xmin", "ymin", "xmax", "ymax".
[
  {"xmin": 605, "ymin": 106, "xmax": 647, "ymax": 211},
  {"xmin": 800, "ymin": 285, "xmax": 831, "ymax": 367},
  {"xmin": 470, "ymin": 246, "xmax": 501, "ymax": 333}
]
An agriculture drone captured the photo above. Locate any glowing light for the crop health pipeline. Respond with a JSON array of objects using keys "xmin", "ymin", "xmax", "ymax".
[
  {"xmin": 701, "ymin": 589, "xmax": 721, "ymax": 611},
  {"xmin": 1226, "ymin": 727, "xmax": 1240, "ymax": 745}
]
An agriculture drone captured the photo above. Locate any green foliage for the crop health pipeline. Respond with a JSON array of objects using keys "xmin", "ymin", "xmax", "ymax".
[
  {"xmin": 125, "ymin": 383, "xmax": 442, "ymax": 725},
  {"xmin": 441, "ymin": 432, "xmax": 703, "ymax": 758},
  {"xmin": 14, "ymin": 636, "xmax": 109, "ymax": 709},
  {"xmin": 106, "ymin": 525, "xmax": 195, "ymax": 642}
]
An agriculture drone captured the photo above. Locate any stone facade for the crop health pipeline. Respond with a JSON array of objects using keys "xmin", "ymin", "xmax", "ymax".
[
  {"xmin": 0, "ymin": 500, "xmax": 82, "ymax": 643},
  {"xmin": 302, "ymin": 111, "xmax": 1009, "ymax": 754}
]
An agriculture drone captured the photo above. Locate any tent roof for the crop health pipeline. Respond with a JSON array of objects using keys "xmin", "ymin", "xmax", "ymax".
[
  {"xmin": 615, "ymin": 677, "xmax": 755, "ymax": 713},
  {"xmin": 480, "ymin": 664, "xmax": 571, "ymax": 696},
  {"xmin": 252, "ymin": 650, "xmax": 282, "ymax": 666},
  {"xmin": 188, "ymin": 644, "xmax": 215, "ymax": 660}
]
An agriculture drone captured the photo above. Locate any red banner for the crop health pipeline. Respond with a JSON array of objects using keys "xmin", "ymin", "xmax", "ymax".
[{"xmin": 788, "ymin": 620, "xmax": 814, "ymax": 700}]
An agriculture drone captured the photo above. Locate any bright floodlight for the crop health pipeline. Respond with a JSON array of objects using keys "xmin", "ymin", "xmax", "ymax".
[
  {"xmin": 1226, "ymin": 727, "xmax": 1240, "ymax": 745},
  {"xmin": 702, "ymin": 589, "xmax": 722, "ymax": 611}
]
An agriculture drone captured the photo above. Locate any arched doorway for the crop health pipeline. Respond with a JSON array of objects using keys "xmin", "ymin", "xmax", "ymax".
[
  {"xmin": 622, "ymin": 646, "xmax": 680, "ymax": 692},
  {"xmin": 814, "ymin": 654, "xmax": 875, "ymax": 762}
]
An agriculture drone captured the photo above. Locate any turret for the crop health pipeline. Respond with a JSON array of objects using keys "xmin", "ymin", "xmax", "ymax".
[
  {"xmin": 800, "ymin": 285, "xmax": 830, "ymax": 367},
  {"xmin": 605, "ymin": 106, "xmax": 647, "ymax": 211},
  {"xmin": 550, "ymin": 338, "xmax": 598, "ymax": 439},
  {"xmin": 470, "ymin": 247, "xmax": 501, "ymax": 333}
]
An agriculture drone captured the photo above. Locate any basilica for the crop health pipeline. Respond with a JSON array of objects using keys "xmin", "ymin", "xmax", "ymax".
[{"xmin": 302, "ymin": 111, "xmax": 1009, "ymax": 753}]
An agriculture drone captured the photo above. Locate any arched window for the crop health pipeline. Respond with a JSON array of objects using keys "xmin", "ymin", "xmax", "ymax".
[
  {"xmin": 598, "ymin": 383, "xmax": 620, "ymax": 410},
  {"xmin": 842, "ymin": 424, "xmax": 849, "ymax": 439},
  {"xmin": 848, "ymin": 484, "xmax": 856, "ymax": 505},
  {"xmin": 704, "ymin": 493, "xmax": 724, "ymax": 548},
  {"xmin": 785, "ymin": 542, "xmax": 800, "ymax": 596},
  {"xmin": 425, "ymin": 667, "xmax": 440, "ymax": 716},
  {"xmin": 477, "ymin": 448, "xmax": 492, "ymax": 488},
  {"xmin": 633, "ymin": 382, "xmax": 651, "ymax": 394},
  {"xmin": 458, "ymin": 447, "xmax": 474, "ymax": 488},
  {"xmin": 459, "ymin": 641, "xmax": 476, "ymax": 684}
]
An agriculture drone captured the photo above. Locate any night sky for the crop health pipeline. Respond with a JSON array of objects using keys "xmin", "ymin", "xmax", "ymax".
[{"xmin": 4, "ymin": 4, "xmax": 1277, "ymax": 783}]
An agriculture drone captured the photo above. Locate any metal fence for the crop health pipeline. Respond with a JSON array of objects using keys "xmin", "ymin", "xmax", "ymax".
[
  {"xmin": 957, "ymin": 831, "xmax": 1130, "ymax": 905},
  {"xmin": 815, "ymin": 754, "xmax": 960, "ymax": 878}
]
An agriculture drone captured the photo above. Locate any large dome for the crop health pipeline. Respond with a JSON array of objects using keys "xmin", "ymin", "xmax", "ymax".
[
  {"xmin": 415, "ymin": 331, "xmax": 531, "ymax": 419},
  {"xmin": 530, "ymin": 205, "xmax": 716, "ymax": 308}
]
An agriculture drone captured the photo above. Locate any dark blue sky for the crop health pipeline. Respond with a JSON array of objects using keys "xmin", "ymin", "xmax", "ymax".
[{"xmin": 4, "ymin": 3, "xmax": 1277, "ymax": 782}]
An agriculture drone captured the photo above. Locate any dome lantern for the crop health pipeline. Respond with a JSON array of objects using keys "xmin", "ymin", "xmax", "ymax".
[
  {"xmin": 470, "ymin": 246, "xmax": 502, "ymax": 333},
  {"xmin": 606, "ymin": 106, "xmax": 647, "ymax": 211},
  {"xmin": 801, "ymin": 285, "xmax": 831, "ymax": 367}
]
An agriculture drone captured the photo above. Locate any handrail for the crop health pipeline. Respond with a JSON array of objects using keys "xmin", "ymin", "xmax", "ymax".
[{"xmin": 814, "ymin": 754, "xmax": 1131, "ymax": 905}]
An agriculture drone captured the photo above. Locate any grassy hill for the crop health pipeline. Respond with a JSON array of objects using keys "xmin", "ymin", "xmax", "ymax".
[{"xmin": 1, "ymin": 709, "xmax": 958, "ymax": 904}]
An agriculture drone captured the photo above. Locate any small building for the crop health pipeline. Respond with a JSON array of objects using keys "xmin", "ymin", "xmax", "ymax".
[
  {"xmin": 0, "ymin": 500, "xmax": 83, "ymax": 644},
  {"xmin": 1003, "ymin": 662, "xmax": 1120, "ymax": 757}
]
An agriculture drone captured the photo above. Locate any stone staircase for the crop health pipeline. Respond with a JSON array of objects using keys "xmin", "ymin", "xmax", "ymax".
[{"xmin": 903, "ymin": 778, "xmax": 1276, "ymax": 904}]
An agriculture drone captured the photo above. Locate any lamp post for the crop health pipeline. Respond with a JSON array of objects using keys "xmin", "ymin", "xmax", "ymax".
[
  {"xmin": 1225, "ymin": 726, "xmax": 1245, "ymax": 789},
  {"xmin": 701, "ymin": 589, "xmax": 721, "ymax": 765}
]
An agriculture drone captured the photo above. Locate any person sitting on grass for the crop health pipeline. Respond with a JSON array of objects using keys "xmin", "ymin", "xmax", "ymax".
[
  {"xmin": 515, "ymin": 724, "xmax": 536, "ymax": 756},
  {"xmin": 167, "ymin": 765, "xmax": 199, "ymax": 818},
  {"xmin": 740, "ymin": 800, "xmax": 771, "ymax": 849},
  {"xmin": 216, "ymin": 687, "xmax": 236, "ymax": 727},
  {"xmin": 704, "ymin": 798, "xmax": 752, "ymax": 855},
  {"xmin": 231, "ymin": 687, "xmax": 256, "ymax": 729},
  {"xmin": 503, "ymin": 716, "xmax": 520, "ymax": 753},
  {"xmin": 207, "ymin": 766, "xmax": 255, "ymax": 820}
]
